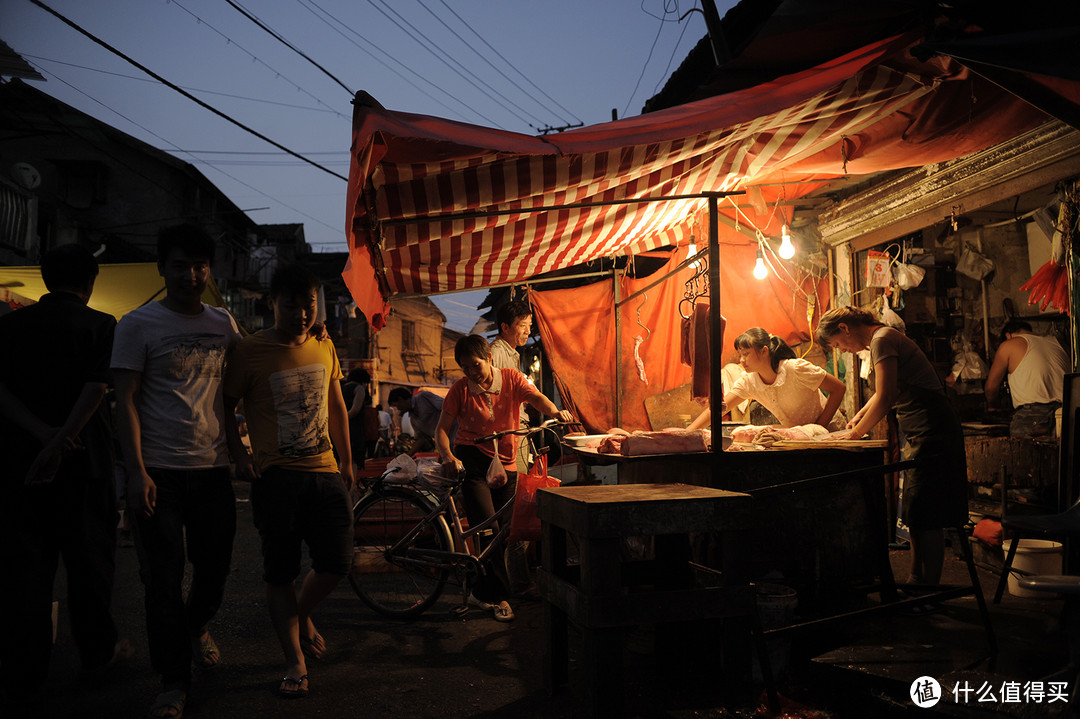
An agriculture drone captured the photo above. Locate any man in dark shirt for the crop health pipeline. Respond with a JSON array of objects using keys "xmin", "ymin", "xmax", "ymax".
[{"xmin": 0, "ymin": 244, "xmax": 131, "ymax": 705}]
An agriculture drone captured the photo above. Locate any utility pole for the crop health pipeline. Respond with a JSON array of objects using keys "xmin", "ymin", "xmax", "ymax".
[{"xmin": 699, "ymin": 0, "xmax": 731, "ymax": 65}]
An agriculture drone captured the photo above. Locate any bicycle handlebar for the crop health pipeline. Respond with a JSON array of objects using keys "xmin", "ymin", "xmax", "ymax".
[{"xmin": 473, "ymin": 419, "xmax": 582, "ymax": 444}]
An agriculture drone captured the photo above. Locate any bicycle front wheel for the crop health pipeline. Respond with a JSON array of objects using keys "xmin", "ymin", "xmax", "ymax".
[{"xmin": 349, "ymin": 488, "xmax": 452, "ymax": 619}]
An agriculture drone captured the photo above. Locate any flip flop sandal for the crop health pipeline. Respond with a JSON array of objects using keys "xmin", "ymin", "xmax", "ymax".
[
  {"xmin": 493, "ymin": 601, "xmax": 515, "ymax": 622},
  {"xmin": 192, "ymin": 633, "xmax": 220, "ymax": 668},
  {"xmin": 300, "ymin": 632, "xmax": 325, "ymax": 659},
  {"xmin": 148, "ymin": 689, "xmax": 187, "ymax": 718},
  {"xmin": 279, "ymin": 674, "xmax": 309, "ymax": 698}
]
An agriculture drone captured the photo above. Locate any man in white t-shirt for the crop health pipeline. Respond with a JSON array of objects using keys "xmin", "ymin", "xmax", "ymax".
[
  {"xmin": 112, "ymin": 225, "xmax": 242, "ymax": 719},
  {"xmin": 985, "ymin": 320, "xmax": 1069, "ymax": 438}
]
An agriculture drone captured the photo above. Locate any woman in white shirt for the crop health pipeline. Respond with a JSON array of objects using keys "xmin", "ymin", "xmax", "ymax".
[{"xmin": 689, "ymin": 327, "xmax": 845, "ymax": 430}]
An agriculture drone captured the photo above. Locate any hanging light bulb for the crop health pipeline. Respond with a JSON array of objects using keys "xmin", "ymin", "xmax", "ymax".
[
  {"xmin": 779, "ymin": 224, "xmax": 795, "ymax": 259},
  {"xmin": 753, "ymin": 249, "xmax": 768, "ymax": 280},
  {"xmin": 687, "ymin": 239, "xmax": 700, "ymax": 268}
]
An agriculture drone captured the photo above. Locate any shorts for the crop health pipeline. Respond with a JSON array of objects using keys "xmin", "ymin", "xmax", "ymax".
[{"xmin": 251, "ymin": 467, "xmax": 353, "ymax": 584}]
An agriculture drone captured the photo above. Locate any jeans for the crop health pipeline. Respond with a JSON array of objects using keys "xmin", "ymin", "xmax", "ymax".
[
  {"xmin": 1010, "ymin": 401, "xmax": 1061, "ymax": 438},
  {"xmin": 0, "ymin": 471, "xmax": 118, "ymax": 696},
  {"xmin": 132, "ymin": 467, "xmax": 236, "ymax": 689}
]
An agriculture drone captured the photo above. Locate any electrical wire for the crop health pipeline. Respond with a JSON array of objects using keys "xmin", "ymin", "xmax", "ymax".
[
  {"xmin": 165, "ymin": 0, "xmax": 346, "ymax": 119},
  {"xmin": 298, "ymin": 0, "xmax": 495, "ymax": 126},
  {"xmin": 29, "ymin": 0, "xmax": 348, "ymax": 182},
  {"xmin": 653, "ymin": 0, "xmax": 698, "ymax": 94},
  {"xmin": 622, "ymin": 6, "xmax": 668, "ymax": 118},
  {"xmin": 22, "ymin": 54, "xmax": 339, "ymax": 114},
  {"xmin": 27, "ymin": 59, "xmax": 344, "ymax": 241},
  {"xmin": 364, "ymin": 0, "xmax": 543, "ymax": 129},
  {"xmin": 224, "ymin": 0, "xmax": 354, "ymax": 95},
  {"xmin": 431, "ymin": 0, "xmax": 583, "ymax": 126}
]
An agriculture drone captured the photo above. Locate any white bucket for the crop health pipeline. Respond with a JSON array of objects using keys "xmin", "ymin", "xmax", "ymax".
[{"xmin": 1002, "ymin": 539, "xmax": 1064, "ymax": 598}]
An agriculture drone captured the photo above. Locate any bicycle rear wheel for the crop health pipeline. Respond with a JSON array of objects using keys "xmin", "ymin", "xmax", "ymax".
[{"xmin": 349, "ymin": 488, "xmax": 452, "ymax": 619}]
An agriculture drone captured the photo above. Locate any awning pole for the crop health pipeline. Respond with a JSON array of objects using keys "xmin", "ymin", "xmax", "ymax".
[
  {"xmin": 708, "ymin": 195, "xmax": 723, "ymax": 480},
  {"xmin": 614, "ymin": 266, "xmax": 622, "ymax": 427}
]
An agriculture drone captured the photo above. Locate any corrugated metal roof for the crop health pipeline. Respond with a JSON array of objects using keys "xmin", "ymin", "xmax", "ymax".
[{"xmin": 0, "ymin": 40, "xmax": 45, "ymax": 82}]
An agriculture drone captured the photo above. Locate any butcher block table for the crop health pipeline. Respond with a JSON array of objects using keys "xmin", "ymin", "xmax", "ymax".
[
  {"xmin": 567, "ymin": 441, "xmax": 893, "ymax": 615},
  {"xmin": 536, "ymin": 483, "xmax": 755, "ymax": 718}
]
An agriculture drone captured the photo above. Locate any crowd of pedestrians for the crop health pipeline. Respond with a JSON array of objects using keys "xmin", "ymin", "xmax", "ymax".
[
  {"xmin": 0, "ymin": 225, "xmax": 358, "ymax": 717},
  {"xmin": 0, "ymin": 224, "xmax": 551, "ymax": 719}
]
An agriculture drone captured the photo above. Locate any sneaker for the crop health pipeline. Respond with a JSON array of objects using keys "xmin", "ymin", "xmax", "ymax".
[{"xmin": 493, "ymin": 601, "xmax": 515, "ymax": 622}]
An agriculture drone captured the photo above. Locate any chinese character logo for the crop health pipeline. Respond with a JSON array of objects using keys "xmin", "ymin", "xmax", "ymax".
[{"xmin": 911, "ymin": 676, "xmax": 942, "ymax": 708}]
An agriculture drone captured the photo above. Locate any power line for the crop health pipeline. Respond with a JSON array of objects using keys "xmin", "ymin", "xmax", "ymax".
[
  {"xmin": 22, "ymin": 54, "xmax": 340, "ymax": 114},
  {"xmin": 166, "ymin": 0, "xmax": 346, "ymax": 119},
  {"xmin": 416, "ymin": 0, "xmax": 572, "ymax": 128},
  {"xmin": 176, "ymin": 150, "xmax": 344, "ymax": 155},
  {"xmin": 29, "ymin": 0, "xmax": 348, "ymax": 182},
  {"xmin": 298, "ymin": 0, "xmax": 494, "ymax": 126},
  {"xmin": 21, "ymin": 68, "xmax": 184, "ymax": 205},
  {"xmin": 224, "ymin": 0, "xmax": 354, "ymax": 96},
  {"xmin": 30, "ymin": 62, "xmax": 341, "ymax": 240},
  {"xmin": 653, "ymin": 1, "xmax": 698, "ymax": 94},
  {"xmin": 365, "ymin": 0, "xmax": 542, "ymax": 129},
  {"xmin": 434, "ymin": 0, "xmax": 583, "ymax": 125},
  {"xmin": 622, "ymin": 2, "xmax": 672, "ymax": 118}
]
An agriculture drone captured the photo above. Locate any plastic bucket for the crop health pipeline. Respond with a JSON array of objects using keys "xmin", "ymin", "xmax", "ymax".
[
  {"xmin": 1002, "ymin": 539, "xmax": 1063, "ymax": 598},
  {"xmin": 753, "ymin": 583, "xmax": 797, "ymax": 680}
]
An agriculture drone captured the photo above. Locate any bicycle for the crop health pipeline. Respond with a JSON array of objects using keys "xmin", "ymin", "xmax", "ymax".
[{"xmin": 347, "ymin": 420, "xmax": 580, "ymax": 619}]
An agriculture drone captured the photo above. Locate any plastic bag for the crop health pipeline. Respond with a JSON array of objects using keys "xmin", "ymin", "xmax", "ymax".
[
  {"xmin": 893, "ymin": 262, "xmax": 926, "ymax": 290},
  {"xmin": 485, "ymin": 452, "xmax": 508, "ymax": 488},
  {"xmin": 508, "ymin": 455, "xmax": 559, "ymax": 542},
  {"xmin": 383, "ymin": 454, "xmax": 418, "ymax": 484},
  {"xmin": 880, "ymin": 305, "xmax": 906, "ymax": 332},
  {"xmin": 956, "ymin": 246, "xmax": 994, "ymax": 280}
]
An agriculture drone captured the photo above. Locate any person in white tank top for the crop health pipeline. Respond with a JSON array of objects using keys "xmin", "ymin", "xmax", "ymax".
[{"xmin": 985, "ymin": 320, "xmax": 1070, "ymax": 437}]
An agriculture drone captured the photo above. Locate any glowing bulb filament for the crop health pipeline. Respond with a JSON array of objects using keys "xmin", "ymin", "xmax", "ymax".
[
  {"xmin": 778, "ymin": 225, "xmax": 795, "ymax": 259},
  {"xmin": 753, "ymin": 253, "xmax": 768, "ymax": 280}
]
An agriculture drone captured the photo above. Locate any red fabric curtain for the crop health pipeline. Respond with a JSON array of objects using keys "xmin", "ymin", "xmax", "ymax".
[{"xmin": 531, "ymin": 237, "xmax": 828, "ymax": 433}]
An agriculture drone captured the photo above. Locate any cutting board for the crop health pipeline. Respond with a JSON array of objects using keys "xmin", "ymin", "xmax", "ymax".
[
  {"xmin": 644, "ymin": 383, "xmax": 704, "ymax": 430},
  {"xmin": 770, "ymin": 439, "xmax": 888, "ymax": 451}
]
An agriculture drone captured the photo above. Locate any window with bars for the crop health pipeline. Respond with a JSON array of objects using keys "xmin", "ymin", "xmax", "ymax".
[{"xmin": 0, "ymin": 178, "xmax": 34, "ymax": 252}]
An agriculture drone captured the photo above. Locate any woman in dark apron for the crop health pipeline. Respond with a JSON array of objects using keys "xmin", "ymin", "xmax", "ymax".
[{"xmin": 817, "ymin": 306, "xmax": 968, "ymax": 585}]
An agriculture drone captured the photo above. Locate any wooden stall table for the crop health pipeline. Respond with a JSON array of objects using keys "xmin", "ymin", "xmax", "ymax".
[
  {"xmin": 568, "ymin": 440, "xmax": 892, "ymax": 615},
  {"xmin": 536, "ymin": 483, "xmax": 755, "ymax": 718}
]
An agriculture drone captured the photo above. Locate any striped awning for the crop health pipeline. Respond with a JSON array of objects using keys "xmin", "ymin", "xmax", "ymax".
[{"xmin": 343, "ymin": 32, "xmax": 1044, "ymax": 327}]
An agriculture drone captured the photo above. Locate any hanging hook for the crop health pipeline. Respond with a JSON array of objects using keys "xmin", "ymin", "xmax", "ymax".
[{"xmin": 636, "ymin": 292, "xmax": 651, "ymax": 343}]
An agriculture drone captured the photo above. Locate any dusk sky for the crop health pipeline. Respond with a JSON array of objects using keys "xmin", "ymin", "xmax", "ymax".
[{"xmin": 2, "ymin": 0, "xmax": 736, "ymax": 330}]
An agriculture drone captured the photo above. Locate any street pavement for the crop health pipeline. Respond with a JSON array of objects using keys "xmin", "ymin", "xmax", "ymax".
[
  {"xmin": 27, "ymin": 479, "xmax": 589, "ymax": 719},
  {"xmin": 18, "ymin": 477, "xmax": 1071, "ymax": 719}
]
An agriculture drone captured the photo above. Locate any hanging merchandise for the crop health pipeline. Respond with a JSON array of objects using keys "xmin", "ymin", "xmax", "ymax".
[
  {"xmin": 894, "ymin": 261, "xmax": 926, "ymax": 290},
  {"xmin": 1020, "ymin": 191, "xmax": 1074, "ymax": 314},
  {"xmin": 633, "ymin": 293, "xmax": 651, "ymax": 386},
  {"xmin": 865, "ymin": 250, "xmax": 892, "ymax": 287},
  {"xmin": 879, "ymin": 297, "xmax": 906, "ymax": 333},
  {"xmin": 956, "ymin": 244, "xmax": 995, "ymax": 280},
  {"xmin": 947, "ymin": 333, "xmax": 989, "ymax": 394}
]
